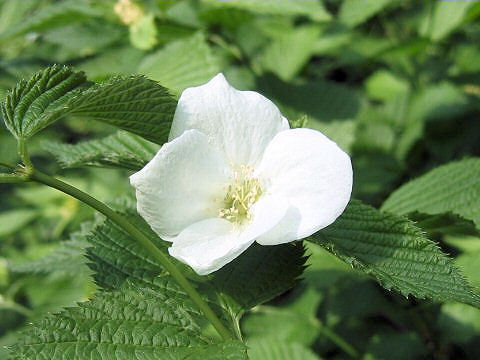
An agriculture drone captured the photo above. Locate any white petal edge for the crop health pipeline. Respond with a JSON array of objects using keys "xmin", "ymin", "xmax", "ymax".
[
  {"xmin": 168, "ymin": 195, "xmax": 288, "ymax": 275},
  {"xmin": 169, "ymin": 73, "xmax": 289, "ymax": 167},
  {"xmin": 130, "ymin": 129, "xmax": 231, "ymax": 239},
  {"xmin": 256, "ymin": 128, "xmax": 353, "ymax": 245}
]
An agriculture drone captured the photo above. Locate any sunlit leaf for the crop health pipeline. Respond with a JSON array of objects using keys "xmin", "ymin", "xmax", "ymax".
[
  {"xmin": 248, "ymin": 339, "xmax": 321, "ymax": 360},
  {"xmin": 338, "ymin": 0, "xmax": 392, "ymax": 27},
  {"xmin": 0, "ymin": 0, "xmax": 102, "ymax": 40},
  {"xmin": 138, "ymin": 33, "xmax": 220, "ymax": 94},
  {"xmin": 11, "ymin": 283, "xmax": 247, "ymax": 359},
  {"xmin": 419, "ymin": 1, "xmax": 475, "ymax": 41},
  {"xmin": 382, "ymin": 158, "xmax": 480, "ymax": 226},
  {"xmin": 310, "ymin": 200, "xmax": 480, "ymax": 308},
  {"xmin": 53, "ymin": 76, "xmax": 177, "ymax": 145},
  {"xmin": 259, "ymin": 25, "xmax": 321, "ymax": 81},
  {"xmin": 2, "ymin": 66, "xmax": 177, "ymax": 144},
  {"xmin": 1, "ymin": 65, "xmax": 88, "ymax": 139},
  {"xmin": 201, "ymin": 0, "xmax": 331, "ymax": 22}
]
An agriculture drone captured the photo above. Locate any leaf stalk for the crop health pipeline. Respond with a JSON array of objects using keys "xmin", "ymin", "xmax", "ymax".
[
  {"xmin": 18, "ymin": 138, "xmax": 33, "ymax": 169},
  {"xmin": 0, "ymin": 161, "xmax": 17, "ymax": 170},
  {"xmin": 318, "ymin": 323, "xmax": 359, "ymax": 358},
  {"xmin": 0, "ymin": 173, "xmax": 24, "ymax": 183}
]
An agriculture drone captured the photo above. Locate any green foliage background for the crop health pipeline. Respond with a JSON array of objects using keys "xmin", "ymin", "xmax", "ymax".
[{"xmin": 1, "ymin": 0, "xmax": 480, "ymax": 359}]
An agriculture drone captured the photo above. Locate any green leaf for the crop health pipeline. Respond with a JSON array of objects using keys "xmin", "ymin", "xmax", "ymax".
[
  {"xmin": 419, "ymin": 1, "xmax": 475, "ymax": 41},
  {"xmin": 408, "ymin": 212, "xmax": 480, "ymax": 237},
  {"xmin": 43, "ymin": 22, "xmax": 124, "ymax": 60},
  {"xmin": 1, "ymin": 65, "xmax": 89, "ymax": 139},
  {"xmin": 259, "ymin": 25, "xmax": 321, "ymax": 81},
  {"xmin": 78, "ymin": 46, "xmax": 145, "ymax": 80},
  {"xmin": 52, "ymin": 76, "xmax": 177, "ymax": 145},
  {"xmin": 138, "ymin": 33, "xmax": 220, "ymax": 94},
  {"xmin": 445, "ymin": 235, "xmax": 480, "ymax": 255},
  {"xmin": 9, "ymin": 223, "xmax": 92, "ymax": 276},
  {"xmin": 201, "ymin": 0, "xmax": 331, "ymax": 22},
  {"xmin": 452, "ymin": 44, "xmax": 480, "ymax": 74},
  {"xmin": 44, "ymin": 131, "xmax": 158, "ymax": 171},
  {"xmin": 0, "ymin": 209, "xmax": 38, "ymax": 238},
  {"xmin": 365, "ymin": 70, "xmax": 410, "ymax": 102},
  {"xmin": 438, "ymin": 302, "xmax": 480, "ymax": 344},
  {"xmin": 247, "ymin": 339, "xmax": 321, "ymax": 360},
  {"xmin": 456, "ymin": 250, "xmax": 480, "ymax": 289},
  {"xmin": 382, "ymin": 158, "xmax": 480, "ymax": 226},
  {"xmin": 0, "ymin": 0, "xmax": 39, "ymax": 36},
  {"xmin": 242, "ymin": 287, "xmax": 322, "ymax": 347},
  {"xmin": 307, "ymin": 118, "xmax": 355, "ymax": 154},
  {"xmin": 11, "ymin": 283, "xmax": 247, "ymax": 359},
  {"xmin": 0, "ymin": 0, "xmax": 102, "ymax": 40},
  {"xmin": 339, "ymin": 0, "xmax": 392, "ymax": 27},
  {"xmin": 351, "ymin": 151, "xmax": 403, "ymax": 203},
  {"xmin": 258, "ymin": 75, "xmax": 361, "ymax": 123},
  {"xmin": 396, "ymin": 83, "xmax": 469, "ymax": 160},
  {"xmin": 210, "ymin": 242, "xmax": 307, "ymax": 318},
  {"xmin": 86, "ymin": 209, "xmax": 172, "ymax": 291},
  {"xmin": 11, "ymin": 207, "xmax": 247, "ymax": 358},
  {"xmin": 2, "ymin": 67, "xmax": 177, "ymax": 144},
  {"xmin": 407, "ymin": 83, "xmax": 469, "ymax": 123},
  {"xmin": 312, "ymin": 24, "xmax": 352, "ymax": 55},
  {"xmin": 353, "ymin": 105, "xmax": 397, "ymax": 153},
  {"xmin": 364, "ymin": 332, "xmax": 426, "ymax": 360},
  {"xmin": 309, "ymin": 200, "xmax": 480, "ymax": 308}
]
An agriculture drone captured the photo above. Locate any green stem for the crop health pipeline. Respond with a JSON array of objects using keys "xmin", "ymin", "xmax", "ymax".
[
  {"xmin": 0, "ymin": 161, "xmax": 16, "ymax": 170},
  {"xmin": 0, "ymin": 173, "xmax": 24, "ymax": 183},
  {"xmin": 29, "ymin": 169, "xmax": 234, "ymax": 341},
  {"xmin": 318, "ymin": 322, "xmax": 359, "ymax": 358},
  {"xmin": 0, "ymin": 300, "xmax": 33, "ymax": 317},
  {"xmin": 209, "ymin": 34, "xmax": 244, "ymax": 61}
]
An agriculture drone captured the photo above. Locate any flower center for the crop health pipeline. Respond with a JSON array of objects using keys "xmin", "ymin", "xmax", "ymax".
[{"xmin": 219, "ymin": 166, "xmax": 263, "ymax": 224}]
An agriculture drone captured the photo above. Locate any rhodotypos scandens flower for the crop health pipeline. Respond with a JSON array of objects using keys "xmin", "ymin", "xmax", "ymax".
[{"xmin": 130, "ymin": 74, "xmax": 353, "ymax": 275}]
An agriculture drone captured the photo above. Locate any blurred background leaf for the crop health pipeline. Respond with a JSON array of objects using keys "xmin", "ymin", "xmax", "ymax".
[{"xmin": 1, "ymin": 0, "xmax": 480, "ymax": 359}]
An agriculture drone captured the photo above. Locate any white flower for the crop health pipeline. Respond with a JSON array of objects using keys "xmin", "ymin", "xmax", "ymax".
[{"xmin": 130, "ymin": 74, "xmax": 353, "ymax": 275}]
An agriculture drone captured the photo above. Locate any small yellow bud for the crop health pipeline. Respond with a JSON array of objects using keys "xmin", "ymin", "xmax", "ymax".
[{"xmin": 114, "ymin": 0, "xmax": 144, "ymax": 25}]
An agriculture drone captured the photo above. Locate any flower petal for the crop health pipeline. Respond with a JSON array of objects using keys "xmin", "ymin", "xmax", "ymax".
[
  {"xmin": 243, "ymin": 194, "xmax": 289, "ymax": 241},
  {"xmin": 169, "ymin": 73, "xmax": 289, "ymax": 167},
  {"xmin": 168, "ymin": 218, "xmax": 241, "ymax": 275},
  {"xmin": 130, "ymin": 129, "xmax": 231, "ymax": 239},
  {"xmin": 256, "ymin": 128, "xmax": 353, "ymax": 245},
  {"xmin": 168, "ymin": 195, "xmax": 288, "ymax": 275}
]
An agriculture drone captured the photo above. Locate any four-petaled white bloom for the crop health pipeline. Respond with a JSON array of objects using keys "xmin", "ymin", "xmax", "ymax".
[{"xmin": 130, "ymin": 74, "xmax": 353, "ymax": 275}]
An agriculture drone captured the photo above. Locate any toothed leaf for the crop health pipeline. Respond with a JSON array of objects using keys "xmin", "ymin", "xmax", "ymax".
[{"xmin": 309, "ymin": 200, "xmax": 480, "ymax": 308}]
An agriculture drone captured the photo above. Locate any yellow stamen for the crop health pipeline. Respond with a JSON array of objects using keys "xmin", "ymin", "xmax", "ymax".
[{"xmin": 219, "ymin": 166, "xmax": 263, "ymax": 224}]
